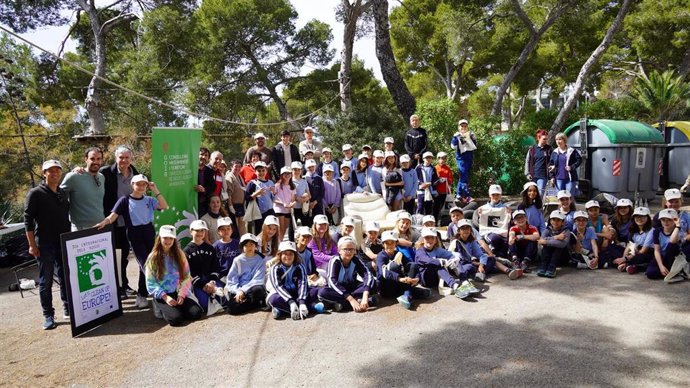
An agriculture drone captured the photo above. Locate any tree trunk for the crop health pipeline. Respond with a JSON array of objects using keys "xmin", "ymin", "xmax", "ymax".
[
  {"xmin": 372, "ymin": 0, "xmax": 416, "ymax": 119},
  {"xmin": 339, "ymin": 0, "xmax": 364, "ymax": 112},
  {"xmin": 490, "ymin": 0, "xmax": 570, "ymax": 117},
  {"xmin": 78, "ymin": 0, "xmax": 107, "ymax": 136},
  {"xmin": 548, "ymin": 0, "xmax": 634, "ymax": 141}
]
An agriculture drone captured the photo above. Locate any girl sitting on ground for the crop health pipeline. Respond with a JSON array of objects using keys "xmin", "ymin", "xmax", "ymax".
[
  {"xmin": 646, "ymin": 209, "xmax": 685, "ymax": 281},
  {"xmin": 537, "ymin": 210, "xmax": 571, "ymax": 278},
  {"xmin": 571, "ymin": 211, "xmax": 601, "ymax": 270},
  {"xmin": 517, "ymin": 182, "xmax": 545, "ymax": 234},
  {"xmin": 376, "ymin": 231, "xmax": 431, "ymax": 309},
  {"xmin": 295, "ymin": 226, "xmax": 326, "ymax": 287},
  {"xmin": 360, "ymin": 221, "xmax": 383, "ymax": 274},
  {"xmin": 145, "ymin": 225, "xmax": 202, "ymax": 326},
  {"xmin": 508, "ymin": 210, "xmax": 539, "ymax": 272},
  {"xmin": 225, "ymin": 233, "xmax": 269, "ymax": 314},
  {"xmin": 556, "ymin": 190, "xmax": 577, "ymax": 230},
  {"xmin": 612, "ymin": 207, "xmax": 654, "ymax": 274},
  {"xmin": 414, "ymin": 227, "xmax": 468, "ymax": 298},
  {"xmin": 184, "ymin": 220, "xmax": 224, "ymax": 314},
  {"xmin": 213, "ymin": 217, "xmax": 240, "ymax": 281},
  {"xmin": 393, "ymin": 211, "xmax": 421, "ymax": 262},
  {"xmin": 446, "ymin": 220, "xmax": 484, "ymax": 299},
  {"xmin": 600, "ymin": 198, "xmax": 634, "ymax": 265},
  {"xmin": 256, "ymin": 215, "xmax": 280, "ymax": 263},
  {"xmin": 585, "ymin": 200, "xmax": 611, "ymax": 253},
  {"xmin": 307, "ymin": 214, "xmax": 338, "ymax": 273},
  {"xmin": 267, "ymin": 241, "xmax": 325, "ymax": 320}
]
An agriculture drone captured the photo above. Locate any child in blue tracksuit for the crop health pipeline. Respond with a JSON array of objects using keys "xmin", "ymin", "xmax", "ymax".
[
  {"xmin": 376, "ymin": 231, "xmax": 431, "ymax": 309},
  {"xmin": 225, "ymin": 233, "xmax": 268, "ymax": 314},
  {"xmin": 613, "ymin": 207, "xmax": 654, "ymax": 274},
  {"xmin": 400, "ymin": 155, "xmax": 419, "ymax": 215},
  {"xmin": 646, "ymin": 209, "xmax": 685, "ymax": 280},
  {"xmin": 184, "ymin": 220, "xmax": 224, "ymax": 314},
  {"xmin": 415, "ymin": 152, "xmax": 438, "ymax": 215},
  {"xmin": 447, "ymin": 221, "xmax": 484, "ymax": 299},
  {"xmin": 245, "ymin": 161, "xmax": 276, "ymax": 234},
  {"xmin": 537, "ymin": 210, "xmax": 571, "ymax": 278},
  {"xmin": 318, "ymin": 237, "xmax": 377, "ymax": 312},
  {"xmin": 415, "ymin": 227, "xmax": 478, "ymax": 298},
  {"xmin": 295, "ymin": 226, "xmax": 325, "ymax": 288},
  {"xmin": 213, "ymin": 217, "xmax": 240, "ymax": 281},
  {"xmin": 267, "ymin": 241, "xmax": 324, "ymax": 320}
]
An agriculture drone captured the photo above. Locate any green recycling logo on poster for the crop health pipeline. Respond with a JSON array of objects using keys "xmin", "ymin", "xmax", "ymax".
[
  {"xmin": 152, "ymin": 128, "xmax": 202, "ymax": 246},
  {"xmin": 76, "ymin": 249, "xmax": 108, "ymax": 293}
]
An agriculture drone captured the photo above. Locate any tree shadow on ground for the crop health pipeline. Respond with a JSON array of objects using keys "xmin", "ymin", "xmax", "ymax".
[{"xmin": 359, "ymin": 315, "xmax": 690, "ymax": 387}]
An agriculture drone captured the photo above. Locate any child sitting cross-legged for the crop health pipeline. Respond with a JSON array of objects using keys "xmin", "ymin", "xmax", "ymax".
[
  {"xmin": 225, "ymin": 233, "xmax": 269, "ymax": 314},
  {"xmin": 376, "ymin": 231, "xmax": 432, "ymax": 309}
]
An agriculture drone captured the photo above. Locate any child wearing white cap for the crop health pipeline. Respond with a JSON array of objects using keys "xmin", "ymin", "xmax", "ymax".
[
  {"xmin": 257, "ymin": 215, "xmax": 281, "ymax": 262},
  {"xmin": 360, "ymin": 221, "xmax": 383, "ymax": 274},
  {"xmin": 382, "ymin": 151, "xmax": 404, "ymax": 211},
  {"xmin": 600, "ymin": 198, "xmax": 635, "ymax": 265},
  {"xmin": 337, "ymin": 162, "xmax": 357, "ymax": 198},
  {"xmin": 146, "ymin": 226, "xmax": 203, "ymax": 326},
  {"xmin": 399, "ymin": 154, "xmax": 419, "ymax": 214},
  {"xmin": 308, "ymin": 214, "xmax": 339, "ymax": 272},
  {"xmin": 474, "ymin": 185, "xmax": 512, "ymax": 281},
  {"xmin": 295, "ymin": 226, "xmax": 326, "ymax": 287},
  {"xmin": 557, "ymin": 190, "xmax": 577, "ymax": 230},
  {"xmin": 291, "ymin": 161, "xmax": 312, "ymax": 228},
  {"xmin": 214, "ymin": 217, "xmax": 240, "ymax": 281},
  {"xmin": 273, "ymin": 166, "xmax": 297, "ymax": 241},
  {"xmin": 451, "ymin": 118, "xmax": 477, "ymax": 203},
  {"xmin": 571, "ymin": 211, "xmax": 600, "ymax": 270},
  {"xmin": 537, "ymin": 211, "xmax": 570, "ymax": 278},
  {"xmin": 647, "ymin": 209, "xmax": 686, "ymax": 281},
  {"xmin": 508, "ymin": 210, "xmax": 540, "ymax": 272},
  {"xmin": 585, "ymin": 200, "xmax": 612, "ymax": 254},
  {"xmin": 368, "ymin": 150, "xmax": 385, "ymax": 196},
  {"xmin": 392, "ymin": 212, "xmax": 421, "ymax": 262},
  {"xmin": 376, "ymin": 231, "xmax": 431, "ymax": 309},
  {"xmin": 245, "ymin": 161, "xmax": 276, "ymax": 234},
  {"xmin": 612, "ymin": 207, "xmax": 654, "ymax": 274},
  {"xmin": 415, "ymin": 152, "xmax": 439, "ymax": 215},
  {"xmin": 354, "ymin": 155, "xmax": 372, "ymax": 193},
  {"xmin": 225, "ymin": 233, "xmax": 269, "ymax": 314},
  {"xmin": 653, "ymin": 189, "xmax": 690, "ymax": 260},
  {"xmin": 518, "ymin": 182, "xmax": 545, "ymax": 235},
  {"xmin": 267, "ymin": 241, "xmax": 325, "ymax": 319},
  {"xmin": 317, "ymin": 147, "xmax": 340, "ymax": 179},
  {"xmin": 322, "ymin": 164, "xmax": 342, "ymax": 225},
  {"xmin": 184, "ymin": 219, "xmax": 224, "ymax": 314}
]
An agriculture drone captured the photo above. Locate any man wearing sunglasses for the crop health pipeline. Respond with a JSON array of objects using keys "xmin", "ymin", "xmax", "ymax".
[
  {"xmin": 24, "ymin": 160, "xmax": 71, "ymax": 330},
  {"xmin": 60, "ymin": 147, "xmax": 105, "ymax": 231}
]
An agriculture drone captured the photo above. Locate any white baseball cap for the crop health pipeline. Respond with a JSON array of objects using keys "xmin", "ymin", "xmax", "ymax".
[
  {"xmin": 664, "ymin": 188, "xmax": 682, "ymax": 200},
  {"xmin": 342, "ymin": 144, "xmax": 353, "ymax": 151},
  {"xmin": 437, "ymin": 152, "xmax": 447, "ymax": 158},
  {"xmin": 457, "ymin": 219, "xmax": 472, "ymax": 228},
  {"xmin": 280, "ymin": 166, "xmax": 292, "ymax": 175},
  {"xmin": 633, "ymin": 207, "xmax": 650, "ymax": 217},
  {"xmin": 190, "ymin": 220, "xmax": 208, "ymax": 230},
  {"xmin": 397, "ymin": 211, "xmax": 412, "ymax": 221},
  {"xmin": 573, "ymin": 211, "xmax": 588, "ymax": 220},
  {"xmin": 303, "ymin": 126, "xmax": 314, "ymax": 133},
  {"xmin": 131, "ymin": 174, "xmax": 149, "ymax": 184},
  {"xmin": 358, "ymin": 153, "xmax": 370, "ymax": 160},
  {"xmin": 400, "ymin": 155, "xmax": 411, "ymax": 163},
  {"xmin": 384, "ymin": 137, "xmax": 394, "ymax": 144},
  {"xmin": 365, "ymin": 221, "xmax": 380, "ymax": 232},
  {"xmin": 159, "ymin": 225, "xmax": 176, "ymax": 239},
  {"xmin": 585, "ymin": 200, "xmax": 600, "ymax": 209},
  {"xmin": 239, "ymin": 233, "xmax": 258, "ymax": 246},
  {"xmin": 522, "ymin": 181, "xmax": 537, "ymax": 193},
  {"xmin": 557, "ymin": 190, "xmax": 572, "ymax": 199},
  {"xmin": 384, "ymin": 151, "xmax": 396, "ymax": 158},
  {"xmin": 489, "ymin": 184, "xmax": 502, "ymax": 195},
  {"xmin": 373, "ymin": 150, "xmax": 385, "ymax": 158},
  {"xmin": 341, "ymin": 216, "xmax": 356, "ymax": 227},
  {"xmin": 658, "ymin": 209, "xmax": 678, "ymax": 220},
  {"xmin": 277, "ymin": 241, "xmax": 297, "ymax": 254},
  {"xmin": 264, "ymin": 215, "xmax": 279, "ymax": 227},
  {"xmin": 421, "ymin": 227, "xmax": 438, "ymax": 238},
  {"xmin": 323, "ymin": 164, "xmax": 334, "ymax": 173},
  {"xmin": 422, "ymin": 151, "xmax": 434, "ymax": 159},
  {"xmin": 340, "ymin": 163, "xmax": 351, "ymax": 170},
  {"xmin": 313, "ymin": 214, "xmax": 329, "ymax": 225},
  {"xmin": 253, "ymin": 132, "xmax": 266, "ymax": 139},
  {"xmin": 291, "ymin": 161, "xmax": 303, "ymax": 169},
  {"xmin": 381, "ymin": 231, "xmax": 397, "ymax": 242},
  {"xmin": 422, "ymin": 215, "xmax": 436, "ymax": 225},
  {"xmin": 512, "ymin": 210, "xmax": 527, "ymax": 219},
  {"xmin": 616, "ymin": 198, "xmax": 633, "ymax": 208},
  {"xmin": 41, "ymin": 159, "xmax": 62, "ymax": 171},
  {"xmin": 449, "ymin": 206, "xmax": 463, "ymax": 214},
  {"xmin": 322, "ymin": 147, "xmax": 332, "ymax": 154},
  {"xmin": 296, "ymin": 226, "xmax": 312, "ymax": 237},
  {"xmin": 254, "ymin": 161, "xmax": 267, "ymax": 169},
  {"xmin": 217, "ymin": 217, "xmax": 233, "ymax": 228},
  {"xmin": 305, "ymin": 159, "xmax": 317, "ymax": 168},
  {"xmin": 458, "ymin": 119, "xmax": 468, "ymax": 125},
  {"xmin": 549, "ymin": 210, "xmax": 565, "ymax": 220},
  {"xmin": 362, "ymin": 144, "xmax": 372, "ymax": 150}
]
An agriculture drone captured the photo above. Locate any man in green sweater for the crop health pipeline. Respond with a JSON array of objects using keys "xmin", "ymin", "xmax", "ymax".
[{"xmin": 60, "ymin": 147, "xmax": 106, "ymax": 230}]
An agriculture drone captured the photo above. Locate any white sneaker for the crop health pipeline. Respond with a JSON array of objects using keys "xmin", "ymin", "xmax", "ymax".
[
  {"xmin": 135, "ymin": 295, "xmax": 148, "ymax": 309},
  {"xmin": 577, "ymin": 262, "xmax": 589, "ymax": 270}
]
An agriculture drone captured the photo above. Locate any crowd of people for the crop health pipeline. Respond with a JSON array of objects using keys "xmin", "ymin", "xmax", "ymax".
[{"xmin": 23, "ymin": 115, "xmax": 690, "ymax": 330}]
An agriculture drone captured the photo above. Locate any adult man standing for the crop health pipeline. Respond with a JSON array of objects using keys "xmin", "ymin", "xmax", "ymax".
[
  {"xmin": 404, "ymin": 114, "xmax": 428, "ymax": 168},
  {"xmin": 272, "ymin": 130, "xmax": 300, "ymax": 180},
  {"xmin": 298, "ymin": 126, "xmax": 322, "ymax": 160},
  {"xmin": 243, "ymin": 133, "xmax": 272, "ymax": 167},
  {"xmin": 209, "ymin": 150, "xmax": 225, "ymax": 199},
  {"xmin": 100, "ymin": 146, "xmax": 139, "ymax": 298},
  {"xmin": 24, "ymin": 160, "xmax": 71, "ymax": 330},
  {"xmin": 196, "ymin": 147, "xmax": 215, "ymax": 216},
  {"xmin": 226, "ymin": 160, "xmax": 247, "ymax": 236},
  {"xmin": 60, "ymin": 147, "xmax": 106, "ymax": 230}
]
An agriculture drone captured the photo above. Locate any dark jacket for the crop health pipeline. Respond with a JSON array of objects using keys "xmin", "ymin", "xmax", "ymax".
[
  {"xmin": 271, "ymin": 142, "xmax": 300, "ymax": 179},
  {"xmin": 548, "ymin": 147, "xmax": 582, "ymax": 182},
  {"xmin": 100, "ymin": 163, "xmax": 139, "ymax": 217},
  {"xmin": 404, "ymin": 127, "xmax": 428, "ymax": 159},
  {"xmin": 524, "ymin": 144, "xmax": 552, "ymax": 179}
]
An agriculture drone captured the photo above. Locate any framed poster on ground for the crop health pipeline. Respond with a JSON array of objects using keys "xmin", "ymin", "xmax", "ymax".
[{"xmin": 61, "ymin": 225, "xmax": 122, "ymax": 337}]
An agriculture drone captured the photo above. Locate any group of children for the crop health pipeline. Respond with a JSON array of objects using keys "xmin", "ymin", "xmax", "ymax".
[{"xmin": 143, "ymin": 181, "xmax": 689, "ymax": 327}]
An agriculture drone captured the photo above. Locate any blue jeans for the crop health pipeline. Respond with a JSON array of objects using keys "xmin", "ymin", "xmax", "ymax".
[
  {"xmin": 37, "ymin": 243, "xmax": 68, "ymax": 318},
  {"xmin": 555, "ymin": 179, "xmax": 575, "ymax": 195},
  {"xmin": 455, "ymin": 152, "xmax": 474, "ymax": 199},
  {"xmin": 535, "ymin": 178, "xmax": 547, "ymax": 197}
]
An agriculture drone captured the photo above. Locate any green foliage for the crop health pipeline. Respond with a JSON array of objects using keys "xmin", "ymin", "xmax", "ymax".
[{"xmin": 633, "ymin": 69, "xmax": 690, "ymax": 122}]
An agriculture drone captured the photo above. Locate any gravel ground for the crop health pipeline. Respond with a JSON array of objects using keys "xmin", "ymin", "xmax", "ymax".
[{"xmin": 1, "ymin": 260, "xmax": 689, "ymax": 387}]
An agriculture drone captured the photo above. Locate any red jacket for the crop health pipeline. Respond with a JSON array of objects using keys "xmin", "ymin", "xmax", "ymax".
[{"xmin": 435, "ymin": 164, "xmax": 453, "ymax": 194}]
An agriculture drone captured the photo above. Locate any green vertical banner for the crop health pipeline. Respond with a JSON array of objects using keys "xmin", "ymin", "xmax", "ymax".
[{"xmin": 151, "ymin": 127, "xmax": 202, "ymax": 246}]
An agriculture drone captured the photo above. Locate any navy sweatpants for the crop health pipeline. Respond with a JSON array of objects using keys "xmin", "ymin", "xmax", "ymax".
[
  {"xmin": 646, "ymin": 244, "xmax": 681, "ymax": 279},
  {"xmin": 127, "ymin": 223, "xmax": 156, "ymax": 297},
  {"xmin": 509, "ymin": 240, "xmax": 537, "ymax": 261},
  {"xmin": 268, "ymin": 287, "xmax": 320, "ymax": 313},
  {"xmin": 318, "ymin": 283, "xmax": 375, "ymax": 309},
  {"xmin": 227, "ymin": 285, "xmax": 267, "ymax": 315}
]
